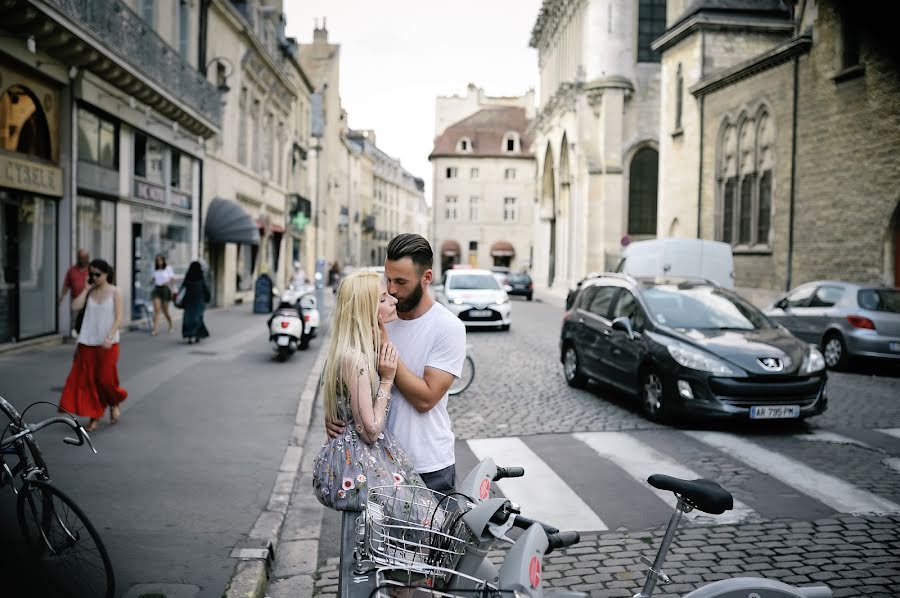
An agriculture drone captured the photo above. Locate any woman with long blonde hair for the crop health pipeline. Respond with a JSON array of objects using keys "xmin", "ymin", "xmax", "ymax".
[{"xmin": 312, "ymin": 270, "xmax": 430, "ymax": 511}]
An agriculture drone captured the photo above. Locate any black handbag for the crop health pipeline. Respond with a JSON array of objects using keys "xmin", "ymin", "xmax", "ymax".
[{"xmin": 73, "ymin": 288, "xmax": 92, "ymax": 334}]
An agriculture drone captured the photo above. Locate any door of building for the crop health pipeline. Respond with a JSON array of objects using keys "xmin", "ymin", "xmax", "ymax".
[
  {"xmin": 131, "ymin": 222, "xmax": 143, "ymax": 319},
  {"xmin": 0, "ymin": 195, "xmax": 19, "ymax": 343}
]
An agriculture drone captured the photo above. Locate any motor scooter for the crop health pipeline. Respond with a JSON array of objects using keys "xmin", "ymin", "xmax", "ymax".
[
  {"xmin": 279, "ymin": 284, "xmax": 320, "ymax": 341},
  {"xmin": 268, "ymin": 302, "xmax": 305, "ymax": 362}
]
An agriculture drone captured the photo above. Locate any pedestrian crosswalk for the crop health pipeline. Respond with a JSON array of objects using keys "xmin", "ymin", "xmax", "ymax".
[{"xmin": 454, "ymin": 428, "xmax": 900, "ymax": 533}]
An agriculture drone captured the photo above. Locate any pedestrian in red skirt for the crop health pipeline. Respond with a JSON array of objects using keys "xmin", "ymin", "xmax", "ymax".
[{"xmin": 59, "ymin": 259, "xmax": 127, "ymax": 432}]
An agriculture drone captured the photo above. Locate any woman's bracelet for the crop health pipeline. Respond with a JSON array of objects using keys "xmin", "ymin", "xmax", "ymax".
[{"xmin": 376, "ymin": 387, "xmax": 392, "ymax": 402}]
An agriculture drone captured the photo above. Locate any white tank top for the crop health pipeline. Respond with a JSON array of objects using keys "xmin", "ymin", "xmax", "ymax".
[{"xmin": 78, "ymin": 292, "xmax": 120, "ymax": 346}]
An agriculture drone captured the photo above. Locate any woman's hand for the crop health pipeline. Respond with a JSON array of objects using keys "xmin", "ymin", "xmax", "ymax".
[
  {"xmin": 377, "ymin": 314, "xmax": 389, "ymax": 343},
  {"xmin": 378, "ymin": 342, "xmax": 398, "ymax": 383},
  {"xmin": 102, "ymin": 338, "xmax": 113, "ymax": 350}
]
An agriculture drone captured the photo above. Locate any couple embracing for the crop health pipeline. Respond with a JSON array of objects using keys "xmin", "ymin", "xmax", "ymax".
[{"xmin": 312, "ymin": 234, "xmax": 467, "ymax": 512}]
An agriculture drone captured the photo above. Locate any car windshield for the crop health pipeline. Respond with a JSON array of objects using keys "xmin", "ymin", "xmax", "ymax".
[
  {"xmin": 641, "ymin": 283, "xmax": 772, "ymax": 330},
  {"xmin": 448, "ymin": 274, "xmax": 501, "ymax": 290},
  {"xmin": 858, "ymin": 289, "xmax": 900, "ymax": 313}
]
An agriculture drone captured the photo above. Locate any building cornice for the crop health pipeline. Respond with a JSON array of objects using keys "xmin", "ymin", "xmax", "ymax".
[
  {"xmin": 529, "ymin": 0, "xmax": 583, "ymax": 54},
  {"xmin": 428, "ymin": 153, "xmax": 535, "ymax": 161},
  {"xmin": 652, "ymin": 13, "xmax": 795, "ymax": 55},
  {"xmin": 690, "ymin": 33, "xmax": 812, "ymax": 97}
]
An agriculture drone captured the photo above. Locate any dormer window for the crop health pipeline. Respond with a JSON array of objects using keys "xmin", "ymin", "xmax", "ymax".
[
  {"xmin": 457, "ymin": 137, "xmax": 473, "ymax": 152},
  {"xmin": 503, "ymin": 132, "xmax": 520, "ymax": 153}
]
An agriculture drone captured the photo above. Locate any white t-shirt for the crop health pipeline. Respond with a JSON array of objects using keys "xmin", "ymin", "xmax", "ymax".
[
  {"xmin": 386, "ymin": 302, "xmax": 466, "ymax": 474},
  {"xmin": 152, "ymin": 266, "xmax": 174, "ymax": 286}
]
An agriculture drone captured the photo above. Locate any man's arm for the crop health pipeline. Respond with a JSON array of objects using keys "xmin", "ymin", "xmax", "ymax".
[{"xmin": 393, "ymin": 361, "xmax": 455, "ymax": 413}]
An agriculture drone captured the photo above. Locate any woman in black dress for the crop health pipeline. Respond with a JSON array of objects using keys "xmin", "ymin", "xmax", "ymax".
[{"xmin": 179, "ymin": 261, "xmax": 210, "ymax": 344}]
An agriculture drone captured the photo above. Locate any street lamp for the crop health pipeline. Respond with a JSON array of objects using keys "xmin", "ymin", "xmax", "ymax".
[{"xmin": 204, "ymin": 57, "xmax": 234, "ymax": 93}]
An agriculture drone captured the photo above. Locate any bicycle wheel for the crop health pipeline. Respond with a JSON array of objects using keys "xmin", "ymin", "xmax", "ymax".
[
  {"xmin": 17, "ymin": 480, "xmax": 115, "ymax": 598},
  {"xmin": 449, "ymin": 355, "xmax": 475, "ymax": 396}
]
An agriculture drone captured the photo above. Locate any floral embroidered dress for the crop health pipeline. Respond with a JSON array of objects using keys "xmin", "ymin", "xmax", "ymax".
[{"xmin": 312, "ymin": 351, "xmax": 429, "ymax": 512}]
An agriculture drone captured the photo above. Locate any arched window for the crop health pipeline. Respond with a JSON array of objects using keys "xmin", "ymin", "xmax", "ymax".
[
  {"xmin": 456, "ymin": 137, "xmax": 472, "ymax": 152},
  {"xmin": 503, "ymin": 132, "xmax": 519, "ymax": 153},
  {"xmin": 628, "ymin": 147, "xmax": 658, "ymax": 235},
  {"xmin": 0, "ymin": 85, "xmax": 52, "ymax": 160}
]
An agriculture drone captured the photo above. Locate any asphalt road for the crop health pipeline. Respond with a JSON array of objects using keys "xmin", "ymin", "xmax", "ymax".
[{"xmin": 0, "ymin": 303, "xmax": 326, "ymax": 597}]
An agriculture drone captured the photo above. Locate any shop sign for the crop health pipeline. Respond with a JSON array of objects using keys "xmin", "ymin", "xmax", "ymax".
[
  {"xmin": 170, "ymin": 190, "xmax": 192, "ymax": 210},
  {"xmin": 134, "ymin": 180, "xmax": 166, "ymax": 204},
  {"xmin": 0, "ymin": 153, "xmax": 63, "ymax": 196}
]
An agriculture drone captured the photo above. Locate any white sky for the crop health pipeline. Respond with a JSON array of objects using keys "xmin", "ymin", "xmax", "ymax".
[{"xmin": 284, "ymin": 0, "xmax": 543, "ymax": 204}]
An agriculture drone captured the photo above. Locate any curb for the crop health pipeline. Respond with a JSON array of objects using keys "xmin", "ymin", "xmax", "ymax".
[{"xmin": 222, "ymin": 331, "xmax": 329, "ymax": 598}]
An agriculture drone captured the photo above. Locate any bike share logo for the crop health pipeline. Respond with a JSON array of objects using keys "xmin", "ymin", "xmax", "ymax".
[
  {"xmin": 757, "ymin": 357, "xmax": 784, "ymax": 372},
  {"xmin": 529, "ymin": 556, "xmax": 542, "ymax": 588},
  {"xmin": 479, "ymin": 479, "xmax": 491, "ymax": 500}
]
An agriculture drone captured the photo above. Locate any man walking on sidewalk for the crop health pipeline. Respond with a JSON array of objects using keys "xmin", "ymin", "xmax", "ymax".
[{"xmin": 58, "ymin": 248, "xmax": 90, "ymax": 337}]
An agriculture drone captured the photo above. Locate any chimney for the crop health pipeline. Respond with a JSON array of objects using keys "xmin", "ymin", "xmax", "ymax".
[{"xmin": 313, "ymin": 17, "xmax": 328, "ymax": 43}]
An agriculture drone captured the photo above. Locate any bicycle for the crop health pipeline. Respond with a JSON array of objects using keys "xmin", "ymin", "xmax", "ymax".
[
  {"xmin": 0, "ymin": 395, "xmax": 116, "ymax": 598},
  {"xmin": 340, "ymin": 459, "xmax": 834, "ymax": 598},
  {"xmin": 448, "ymin": 344, "xmax": 475, "ymax": 396}
]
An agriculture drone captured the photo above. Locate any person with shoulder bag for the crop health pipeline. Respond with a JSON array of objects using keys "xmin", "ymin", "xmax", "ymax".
[{"xmin": 59, "ymin": 259, "xmax": 128, "ymax": 431}]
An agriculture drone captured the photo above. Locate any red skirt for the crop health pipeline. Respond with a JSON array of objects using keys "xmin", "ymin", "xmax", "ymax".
[{"xmin": 59, "ymin": 344, "xmax": 128, "ymax": 419}]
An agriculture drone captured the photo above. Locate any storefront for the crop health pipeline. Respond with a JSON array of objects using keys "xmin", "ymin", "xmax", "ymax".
[{"xmin": 0, "ymin": 64, "xmax": 63, "ymax": 344}]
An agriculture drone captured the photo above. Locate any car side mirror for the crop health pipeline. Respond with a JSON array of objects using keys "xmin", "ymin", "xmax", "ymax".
[
  {"xmin": 774, "ymin": 299, "xmax": 788, "ymax": 310},
  {"xmin": 611, "ymin": 316, "xmax": 635, "ymax": 340}
]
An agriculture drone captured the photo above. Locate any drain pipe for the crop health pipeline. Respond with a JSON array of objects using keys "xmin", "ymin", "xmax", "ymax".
[{"xmin": 786, "ymin": 54, "xmax": 800, "ymax": 291}]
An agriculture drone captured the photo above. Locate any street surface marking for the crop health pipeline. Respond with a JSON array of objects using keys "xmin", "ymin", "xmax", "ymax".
[
  {"xmin": 466, "ymin": 437, "xmax": 608, "ymax": 531},
  {"xmin": 794, "ymin": 430, "xmax": 875, "ymax": 451},
  {"xmin": 687, "ymin": 431, "xmax": 900, "ymax": 515},
  {"xmin": 574, "ymin": 432, "xmax": 757, "ymax": 525},
  {"xmin": 877, "ymin": 428, "xmax": 900, "ymax": 441}
]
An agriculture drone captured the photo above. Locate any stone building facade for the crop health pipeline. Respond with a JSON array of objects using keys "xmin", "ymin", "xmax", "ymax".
[
  {"xmin": 430, "ymin": 86, "xmax": 536, "ymax": 278},
  {"xmin": 655, "ymin": 0, "xmax": 900, "ymax": 295},
  {"xmin": 529, "ymin": 0, "xmax": 666, "ymax": 293}
]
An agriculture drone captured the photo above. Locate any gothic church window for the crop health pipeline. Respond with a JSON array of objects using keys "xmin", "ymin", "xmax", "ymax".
[
  {"xmin": 637, "ymin": 0, "xmax": 666, "ymax": 63},
  {"xmin": 675, "ymin": 64, "xmax": 683, "ymax": 131},
  {"xmin": 628, "ymin": 147, "xmax": 659, "ymax": 235}
]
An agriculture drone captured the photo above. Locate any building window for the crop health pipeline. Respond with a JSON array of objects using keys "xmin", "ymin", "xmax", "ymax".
[
  {"xmin": 445, "ymin": 196, "xmax": 458, "ymax": 220},
  {"xmin": 238, "ymin": 87, "xmax": 248, "ymax": 165},
  {"xmin": 470, "ymin": 167, "xmax": 479, "ymax": 179},
  {"xmin": 170, "ymin": 149, "xmax": 193, "ymax": 191},
  {"xmin": 503, "ymin": 132, "xmax": 519, "ymax": 152},
  {"xmin": 457, "ymin": 137, "xmax": 472, "ymax": 152},
  {"xmin": 840, "ymin": 11, "xmax": 862, "ymax": 69},
  {"xmin": 178, "ymin": 0, "xmax": 190, "ymax": 56},
  {"xmin": 469, "ymin": 196, "xmax": 479, "ymax": 222},
  {"xmin": 504, "ymin": 168, "xmax": 516, "ymax": 180},
  {"xmin": 674, "ymin": 64, "xmax": 683, "ymax": 132},
  {"xmin": 757, "ymin": 170, "xmax": 772, "ymax": 243},
  {"xmin": 446, "ymin": 167, "xmax": 457, "ymax": 178},
  {"xmin": 139, "ymin": 0, "xmax": 155, "ymax": 27},
  {"xmin": 76, "ymin": 196, "xmax": 116, "ymax": 267},
  {"xmin": 503, "ymin": 197, "xmax": 517, "ymax": 222},
  {"xmin": 134, "ymin": 132, "xmax": 165, "ymax": 185},
  {"xmin": 738, "ymin": 175, "xmax": 754, "ymax": 244},
  {"xmin": 637, "ymin": 0, "xmax": 666, "ymax": 63},
  {"xmin": 722, "ymin": 178, "xmax": 736, "ymax": 243},
  {"xmin": 627, "ymin": 147, "xmax": 659, "ymax": 235},
  {"xmin": 77, "ymin": 108, "xmax": 117, "ymax": 169},
  {"xmin": 469, "ymin": 241, "xmax": 478, "ymax": 251}
]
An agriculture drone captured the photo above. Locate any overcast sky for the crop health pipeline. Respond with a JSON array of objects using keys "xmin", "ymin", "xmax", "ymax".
[{"xmin": 284, "ymin": 1, "xmax": 543, "ymax": 203}]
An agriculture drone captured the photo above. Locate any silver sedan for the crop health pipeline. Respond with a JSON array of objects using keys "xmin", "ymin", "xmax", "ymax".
[{"xmin": 765, "ymin": 281, "xmax": 900, "ymax": 369}]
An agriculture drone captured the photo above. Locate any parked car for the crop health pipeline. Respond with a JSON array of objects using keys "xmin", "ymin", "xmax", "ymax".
[
  {"xmin": 437, "ymin": 268, "xmax": 511, "ymax": 330},
  {"xmin": 617, "ymin": 238, "xmax": 735, "ymax": 289},
  {"xmin": 505, "ymin": 272, "xmax": 534, "ymax": 301},
  {"xmin": 765, "ymin": 281, "xmax": 900, "ymax": 369},
  {"xmin": 560, "ymin": 274, "xmax": 828, "ymax": 423}
]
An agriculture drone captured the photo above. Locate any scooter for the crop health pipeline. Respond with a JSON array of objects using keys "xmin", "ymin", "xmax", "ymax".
[
  {"xmin": 279, "ymin": 284, "xmax": 320, "ymax": 340},
  {"xmin": 268, "ymin": 302, "xmax": 306, "ymax": 362}
]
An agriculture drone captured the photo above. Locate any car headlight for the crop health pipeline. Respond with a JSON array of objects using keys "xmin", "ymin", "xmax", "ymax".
[
  {"xmin": 801, "ymin": 346, "xmax": 826, "ymax": 373},
  {"xmin": 667, "ymin": 343, "xmax": 736, "ymax": 376},
  {"xmin": 452, "ymin": 297, "xmax": 463, "ymax": 305},
  {"xmin": 496, "ymin": 295, "xmax": 509, "ymax": 305}
]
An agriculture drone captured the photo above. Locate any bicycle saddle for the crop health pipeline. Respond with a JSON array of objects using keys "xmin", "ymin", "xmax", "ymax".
[{"xmin": 647, "ymin": 474, "xmax": 733, "ymax": 514}]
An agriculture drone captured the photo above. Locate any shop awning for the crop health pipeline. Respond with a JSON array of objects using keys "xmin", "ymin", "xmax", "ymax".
[
  {"xmin": 205, "ymin": 198, "xmax": 260, "ymax": 245},
  {"xmin": 490, "ymin": 240, "xmax": 515, "ymax": 257},
  {"xmin": 440, "ymin": 239, "xmax": 461, "ymax": 257}
]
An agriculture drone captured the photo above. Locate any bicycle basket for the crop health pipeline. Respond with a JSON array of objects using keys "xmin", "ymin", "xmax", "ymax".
[
  {"xmin": 364, "ymin": 484, "xmax": 469, "ymax": 582},
  {"xmin": 372, "ymin": 567, "xmax": 512, "ymax": 597}
]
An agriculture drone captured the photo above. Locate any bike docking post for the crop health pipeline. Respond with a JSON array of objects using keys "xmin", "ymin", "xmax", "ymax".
[
  {"xmin": 635, "ymin": 496, "xmax": 690, "ymax": 598},
  {"xmin": 338, "ymin": 509, "xmax": 366, "ymax": 595}
]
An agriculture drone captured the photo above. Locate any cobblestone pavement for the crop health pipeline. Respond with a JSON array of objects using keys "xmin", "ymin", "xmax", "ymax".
[{"xmin": 308, "ymin": 296, "xmax": 900, "ymax": 597}]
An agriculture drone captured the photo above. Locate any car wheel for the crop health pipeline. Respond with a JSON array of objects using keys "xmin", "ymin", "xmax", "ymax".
[
  {"xmin": 527, "ymin": 293, "xmax": 533, "ymax": 301},
  {"xmin": 640, "ymin": 367, "xmax": 670, "ymax": 423},
  {"xmin": 563, "ymin": 345, "xmax": 587, "ymax": 388},
  {"xmin": 822, "ymin": 332, "xmax": 847, "ymax": 370}
]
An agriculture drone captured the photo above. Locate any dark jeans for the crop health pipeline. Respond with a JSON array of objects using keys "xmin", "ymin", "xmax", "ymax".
[{"xmin": 419, "ymin": 463, "xmax": 456, "ymax": 495}]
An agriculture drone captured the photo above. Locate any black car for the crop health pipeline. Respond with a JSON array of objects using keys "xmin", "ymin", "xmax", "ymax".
[
  {"xmin": 559, "ymin": 274, "xmax": 828, "ymax": 423},
  {"xmin": 505, "ymin": 272, "xmax": 534, "ymax": 301}
]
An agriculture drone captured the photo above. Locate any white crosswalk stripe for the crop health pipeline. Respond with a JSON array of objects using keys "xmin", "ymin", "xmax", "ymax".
[
  {"xmin": 877, "ymin": 428, "xmax": 900, "ymax": 441},
  {"xmin": 573, "ymin": 431, "xmax": 758, "ymax": 525},
  {"xmin": 686, "ymin": 431, "xmax": 900, "ymax": 515},
  {"xmin": 466, "ymin": 437, "xmax": 609, "ymax": 531}
]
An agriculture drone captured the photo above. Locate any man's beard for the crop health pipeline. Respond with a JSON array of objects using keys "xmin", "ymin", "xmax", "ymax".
[{"xmin": 396, "ymin": 280, "xmax": 424, "ymax": 314}]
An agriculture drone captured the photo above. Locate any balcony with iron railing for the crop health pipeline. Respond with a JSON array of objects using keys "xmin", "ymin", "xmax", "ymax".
[{"xmin": 5, "ymin": 0, "xmax": 221, "ymax": 136}]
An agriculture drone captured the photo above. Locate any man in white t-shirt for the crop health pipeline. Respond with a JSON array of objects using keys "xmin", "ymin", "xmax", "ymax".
[{"xmin": 326, "ymin": 234, "xmax": 466, "ymax": 493}]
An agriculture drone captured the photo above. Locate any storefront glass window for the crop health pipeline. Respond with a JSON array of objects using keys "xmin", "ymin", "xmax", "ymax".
[
  {"xmin": 131, "ymin": 205, "xmax": 191, "ymax": 308},
  {"xmin": 76, "ymin": 196, "xmax": 115, "ymax": 263},
  {"xmin": 17, "ymin": 197, "xmax": 56, "ymax": 339},
  {"xmin": 237, "ymin": 244, "xmax": 254, "ymax": 291},
  {"xmin": 77, "ymin": 108, "xmax": 117, "ymax": 169}
]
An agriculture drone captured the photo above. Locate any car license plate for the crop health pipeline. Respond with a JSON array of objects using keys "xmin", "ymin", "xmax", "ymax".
[
  {"xmin": 890, "ymin": 342, "xmax": 900, "ymax": 352},
  {"xmin": 750, "ymin": 405, "xmax": 800, "ymax": 419},
  {"xmin": 277, "ymin": 336, "xmax": 290, "ymax": 347},
  {"xmin": 468, "ymin": 309, "xmax": 493, "ymax": 318}
]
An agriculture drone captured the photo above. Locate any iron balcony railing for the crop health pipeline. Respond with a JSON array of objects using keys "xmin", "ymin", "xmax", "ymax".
[{"xmin": 47, "ymin": 0, "xmax": 222, "ymax": 127}]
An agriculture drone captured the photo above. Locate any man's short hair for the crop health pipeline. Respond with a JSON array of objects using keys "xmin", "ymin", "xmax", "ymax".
[{"xmin": 386, "ymin": 233, "xmax": 433, "ymax": 275}]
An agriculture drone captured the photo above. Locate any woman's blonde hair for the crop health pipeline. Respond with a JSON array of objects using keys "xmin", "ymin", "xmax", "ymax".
[{"xmin": 323, "ymin": 270, "xmax": 383, "ymax": 422}]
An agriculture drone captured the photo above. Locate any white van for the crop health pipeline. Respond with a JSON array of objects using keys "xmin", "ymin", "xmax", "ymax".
[{"xmin": 616, "ymin": 238, "xmax": 734, "ymax": 289}]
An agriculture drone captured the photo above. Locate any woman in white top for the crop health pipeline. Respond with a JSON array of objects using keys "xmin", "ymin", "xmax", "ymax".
[
  {"xmin": 150, "ymin": 254, "xmax": 175, "ymax": 336},
  {"xmin": 59, "ymin": 259, "xmax": 128, "ymax": 431}
]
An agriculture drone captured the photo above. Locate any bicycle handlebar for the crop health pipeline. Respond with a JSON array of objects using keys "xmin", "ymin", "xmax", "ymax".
[
  {"xmin": 512, "ymin": 514, "xmax": 559, "ymax": 535},
  {"xmin": 493, "ymin": 466, "xmax": 524, "ymax": 481},
  {"xmin": 546, "ymin": 530, "xmax": 580, "ymax": 554},
  {"xmin": 1, "ymin": 415, "xmax": 97, "ymax": 454}
]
